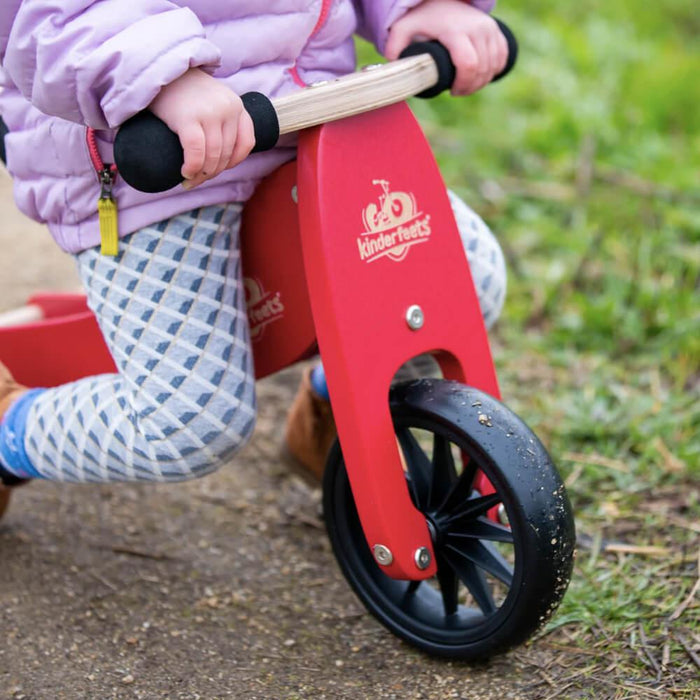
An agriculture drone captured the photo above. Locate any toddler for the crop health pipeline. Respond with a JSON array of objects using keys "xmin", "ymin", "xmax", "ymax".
[{"xmin": 0, "ymin": 0, "xmax": 506, "ymax": 516}]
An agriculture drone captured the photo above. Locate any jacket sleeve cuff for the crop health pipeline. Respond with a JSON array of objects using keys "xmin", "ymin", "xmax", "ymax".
[
  {"xmin": 357, "ymin": 0, "xmax": 496, "ymax": 55},
  {"xmin": 355, "ymin": 0, "xmax": 424, "ymax": 54},
  {"xmin": 469, "ymin": 1, "xmax": 497, "ymax": 12},
  {"xmin": 4, "ymin": 4, "xmax": 221, "ymax": 130},
  {"xmin": 85, "ymin": 9, "xmax": 222, "ymax": 128}
]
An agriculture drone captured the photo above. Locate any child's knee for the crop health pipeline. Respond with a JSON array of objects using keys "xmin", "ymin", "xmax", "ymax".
[
  {"xmin": 184, "ymin": 413, "xmax": 257, "ymax": 479},
  {"xmin": 140, "ymin": 398, "xmax": 257, "ymax": 482},
  {"xmin": 447, "ymin": 190, "xmax": 507, "ymax": 329}
]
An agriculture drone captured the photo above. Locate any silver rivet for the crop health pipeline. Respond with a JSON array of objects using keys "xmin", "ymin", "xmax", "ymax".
[
  {"xmin": 291, "ymin": 185, "xmax": 298, "ymax": 204},
  {"xmin": 406, "ymin": 305, "xmax": 424, "ymax": 330},
  {"xmin": 373, "ymin": 545, "xmax": 393, "ymax": 567},
  {"xmin": 497, "ymin": 503, "xmax": 509, "ymax": 526},
  {"xmin": 414, "ymin": 547, "xmax": 431, "ymax": 570}
]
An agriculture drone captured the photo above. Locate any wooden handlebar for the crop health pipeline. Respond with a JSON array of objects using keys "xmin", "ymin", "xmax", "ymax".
[{"xmin": 273, "ymin": 54, "xmax": 439, "ymax": 134}]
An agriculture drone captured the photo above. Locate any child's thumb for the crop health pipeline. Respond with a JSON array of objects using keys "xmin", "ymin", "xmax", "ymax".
[{"xmin": 384, "ymin": 24, "xmax": 413, "ymax": 61}]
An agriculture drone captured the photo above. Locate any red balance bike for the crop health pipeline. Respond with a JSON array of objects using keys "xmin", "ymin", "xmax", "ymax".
[{"xmin": 0, "ymin": 24, "xmax": 575, "ymax": 660}]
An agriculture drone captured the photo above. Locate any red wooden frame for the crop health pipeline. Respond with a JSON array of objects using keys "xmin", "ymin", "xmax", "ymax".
[{"xmin": 295, "ymin": 103, "xmax": 499, "ymax": 578}]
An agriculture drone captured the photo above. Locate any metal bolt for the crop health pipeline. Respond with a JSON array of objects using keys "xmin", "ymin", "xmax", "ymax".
[
  {"xmin": 406, "ymin": 305, "xmax": 424, "ymax": 331},
  {"xmin": 414, "ymin": 547, "xmax": 432, "ymax": 570},
  {"xmin": 373, "ymin": 544, "xmax": 393, "ymax": 567},
  {"xmin": 291, "ymin": 185, "xmax": 298, "ymax": 204}
]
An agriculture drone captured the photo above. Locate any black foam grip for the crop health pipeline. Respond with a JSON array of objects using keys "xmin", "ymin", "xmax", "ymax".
[
  {"xmin": 114, "ymin": 111, "xmax": 183, "ymax": 193},
  {"xmin": 241, "ymin": 92, "xmax": 280, "ymax": 153},
  {"xmin": 399, "ymin": 17, "xmax": 518, "ymax": 98},
  {"xmin": 114, "ymin": 92, "xmax": 280, "ymax": 193},
  {"xmin": 399, "ymin": 41, "xmax": 455, "ymax": 99},
  {"xmin": 492, "ymin": 19, "xmax": 518, "ymax": 82}
]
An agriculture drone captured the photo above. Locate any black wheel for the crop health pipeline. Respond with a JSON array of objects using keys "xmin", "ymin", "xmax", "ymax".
[{"xmin": 323, "ymin": 378, "xmax": 575, "ymax": 660}]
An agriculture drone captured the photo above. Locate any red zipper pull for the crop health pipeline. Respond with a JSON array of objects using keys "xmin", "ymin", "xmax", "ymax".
[{"xmin": 87, "ymin": 128, "xmax": 120, "ymax": 256}]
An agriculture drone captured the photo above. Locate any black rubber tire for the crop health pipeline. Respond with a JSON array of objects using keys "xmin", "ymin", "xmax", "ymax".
[{"xmin": 323, "ymin": 378, "xmax": 575, "ymax": 660}]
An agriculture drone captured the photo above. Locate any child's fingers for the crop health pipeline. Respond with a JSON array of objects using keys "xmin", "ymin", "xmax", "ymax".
[
  {"xmin": 218, "ymin": 119, "xmax": 237, "ymax": 174},
  {"xmin": 179, "ymin": 122, "xmax": 207, "ymax": 181},
  {"xmin": 441, "ymin": 33, "xmax": 480, "ymax": 96},
  {"xmin": 182, "ymin": 108, "xmax": 254, "ymax": 191},
  {"xmin": 451, "ymin": 26, "xmax": 507, "ymax": 95},
  {"xmin": 384, "ymin": 18, "xmax": 420, "ymax": 60},
  {"xmin": 472, "ymin": 19, "xmax": 508, "ymax": 87},
  {"xmin": 227, "ymin": 110, "xmax": 255, "ymax": 170},
  {"xmin": 467, "ymin": 32, "xmax": 493, "ymax": 91},
  {"xmin": 488, "ymin": 29, "xmax": 509, "ymax": 77},
  {"xmin": 200, "ymin": 119, "xmax": 223, "ymax": 179}
]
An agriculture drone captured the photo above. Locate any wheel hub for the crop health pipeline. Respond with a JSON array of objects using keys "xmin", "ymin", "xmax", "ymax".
[{"xmin": 425, "ymin": 514, "xmax": 443, "ymax": 548}]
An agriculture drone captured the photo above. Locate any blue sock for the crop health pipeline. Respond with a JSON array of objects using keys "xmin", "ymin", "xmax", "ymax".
[
  {"xmin": 310, "ymin": 363, "xmax": 330, "ymax": 401},
  {"xmin": 0, "ymin": 388, "xmax": 46, "ymax": 480}
]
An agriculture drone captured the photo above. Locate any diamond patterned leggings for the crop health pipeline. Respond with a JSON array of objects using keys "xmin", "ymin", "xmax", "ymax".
[{"xmin": 25, "ymin": 204, "xmax": 256, "ymax": 482}]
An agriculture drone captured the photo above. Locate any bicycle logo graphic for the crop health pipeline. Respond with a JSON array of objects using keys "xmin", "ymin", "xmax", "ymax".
[
  {"xmin": 357, "ymin": 179, "xmax": 432, "ymax": 263},
  {"xmin": 244, "ymin": 277, "xmax": 285, "ymax": 341}
]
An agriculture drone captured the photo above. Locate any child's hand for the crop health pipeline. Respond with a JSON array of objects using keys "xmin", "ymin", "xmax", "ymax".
[
  {"xmin": 148, "ymin": 68, "xmax": 255, "ymax": 190},
  {"xmin": 385, "ymin": 0, "xmax": 508, "ymax": 96}
]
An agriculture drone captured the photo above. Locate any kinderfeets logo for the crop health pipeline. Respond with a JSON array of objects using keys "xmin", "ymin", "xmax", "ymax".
[
  {"xmin": 357, "ymin": 179, "xmax": 432, "ymax": 263},
  {"xmin": 244, "ymin": 277, "xmax": 285, "ymax": 341}
]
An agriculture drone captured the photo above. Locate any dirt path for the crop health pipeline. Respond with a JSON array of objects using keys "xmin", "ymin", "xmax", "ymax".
[{"xmin": 0, "ymin": 173, "xmax": 549, "ymax": 699}]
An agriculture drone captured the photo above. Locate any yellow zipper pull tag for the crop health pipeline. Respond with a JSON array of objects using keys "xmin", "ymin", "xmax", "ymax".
[{"xmin": 98, "ymin": 166, "xmax": 119, "ymax": 256}]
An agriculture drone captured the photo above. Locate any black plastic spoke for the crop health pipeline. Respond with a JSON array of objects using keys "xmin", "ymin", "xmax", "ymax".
[
  {"xmin": 429, "ymin": 434, "xmax": 456, "ymax": 509},
  {"xmin": 442, "ymin": 493, "xmax": 502, "ymax": 527},
  {"xmin": 447, "ymin": 517, "xmax": 514, "ymax": 544},
  {"xmin": 436, "ymin": 553, "xmax": 459, "ymax": 616},
  {"xmin": 435, "ymin": 455, "xmax": 479, "ymax": 515},
  {"xmin": 396, "ymin": 428, "xmax": 432, "ymax": 510},
  {"xmin": 445, "ymin": 538, "xmax": 513, "ymax": 587},
  {"xmin": 398, "ymin": 579, "xmax": 423, "ymax": 612},
  {"xmin": 406, "ymin": 580, "xmax": 422, "ymax": 596},
  {"xmin": 442, "ymin": 551, "xmax": 496, "ymax": 615}
]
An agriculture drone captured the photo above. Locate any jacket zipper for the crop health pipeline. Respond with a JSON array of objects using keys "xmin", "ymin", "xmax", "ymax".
[
  {"xmin": 289, "ymin": 0, "xmax": 333, "ymax": 87},
  {"xmin": 86, "ymin": 127, "xmax": 119, "ymax": 256},
  {"xmin": 311, "ymin": 0, "xmax": 333, "ymax": 35}
]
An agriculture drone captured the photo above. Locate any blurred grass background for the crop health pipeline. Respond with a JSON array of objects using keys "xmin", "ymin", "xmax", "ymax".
[{"xmin": 362, "ymin": 0, "xmax": 699, "ymax": 693}]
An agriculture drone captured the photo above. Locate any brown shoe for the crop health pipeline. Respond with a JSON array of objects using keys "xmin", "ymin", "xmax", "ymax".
[
  {"xmin": 0, "ymin": 361, "xmax": 26, "ymax": 416},
  {"xmin": 0, "ymin": 486, "xmax": 11, "ymax": 520},
  {"xmin": 0, "ymin": 361, "xmax": 29, "ymax": 520},
  {"xmin": 284, "ymin": 368, "xmax": 337, "ymax": 482}
]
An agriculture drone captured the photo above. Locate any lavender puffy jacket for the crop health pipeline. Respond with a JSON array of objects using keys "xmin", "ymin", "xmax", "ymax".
[{"xmin": 0, "ymin": 0, "xmax": 493, "ymax": 253}]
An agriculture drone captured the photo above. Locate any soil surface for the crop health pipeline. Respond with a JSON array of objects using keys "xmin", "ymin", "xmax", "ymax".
[{"xmin": 0, "ymin": 171, "xmax": 560, "ymax": 699}]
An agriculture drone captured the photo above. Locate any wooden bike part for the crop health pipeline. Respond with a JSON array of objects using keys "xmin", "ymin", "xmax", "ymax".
[
  {"xmin": 273, "ymin": 54, "xmax": 438, "ymax": 135},
  {"xmin": 296, "ymin": 102, "xmax": 500, "ymax": 580},
  {"xmin": 0, "ymin": 293, "xmax": 116, "ymax": 387},
  {"xmin": 0, "ymin": 304, "xmax": 44, "ymax": 328},
  {"xmin": 240, "ymin": 162, "xmax": 317, "ymax": 379}
]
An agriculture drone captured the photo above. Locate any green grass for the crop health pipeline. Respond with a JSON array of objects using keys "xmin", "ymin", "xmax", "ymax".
[{"xmin": 360, "ymin": 1, "xmax": 699, "ymax": 693}]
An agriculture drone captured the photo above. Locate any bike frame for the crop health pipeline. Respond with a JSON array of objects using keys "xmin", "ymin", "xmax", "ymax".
[{"xmin": 0, "ymin": 101, "xmax": 500, "ymax": 580}]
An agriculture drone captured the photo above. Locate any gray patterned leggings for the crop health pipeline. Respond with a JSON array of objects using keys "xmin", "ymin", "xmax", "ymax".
[
  {"xmin": 23, "ymin": 193, "xmax": 505, "ymax": 483},
  {"xmin": 25, "ymin": 204, "xmax": 256, "ymax": 482}
]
